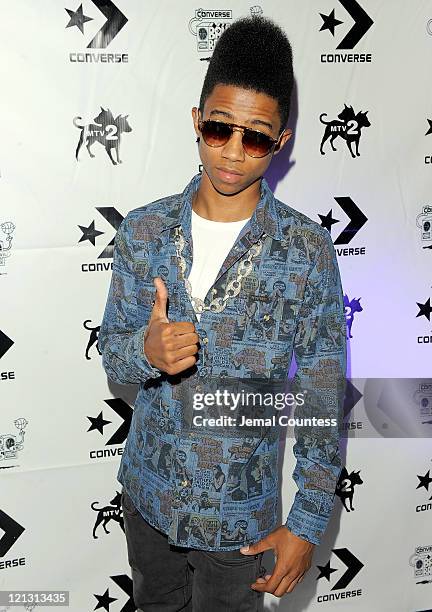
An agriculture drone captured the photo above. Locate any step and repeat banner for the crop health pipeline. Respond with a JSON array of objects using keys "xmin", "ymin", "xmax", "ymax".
[{"xmin": 1, "ymin": 1, "xmax": 431, "ymax": 611}]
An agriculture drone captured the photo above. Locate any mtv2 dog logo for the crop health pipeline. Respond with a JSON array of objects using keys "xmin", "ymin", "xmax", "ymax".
[
  {"xmin": 320, "ymin": 104, "xmax": 370, "ymax": 158},
  {"xmin": 73, "ymin": 107, "xmax": 132, "ymax": 165}
]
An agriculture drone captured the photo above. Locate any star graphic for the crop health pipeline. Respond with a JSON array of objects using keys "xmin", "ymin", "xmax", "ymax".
[
  {"xmin": 417, "ymin": 469, "xmax": 432, "ymax": 491},
  {"xmin": 93, "ymin": 588, "xmax": 117, "ymax": 611},
  {"xmin": 65, "ymin": 4, "xmax": 93, "ymax": 34},
  {"xmin": 319, "ymin": 9, "xmax": 343, "ymax": 36},
  {"xmin": 87, "ymin": 411, "xmax": 112, "ymax": 434},
  {"xmin": 316, "ymin": 560, "xmax": 338, "ymax": 581},
  {"xmin": 416, "ymin": 298, "xmax": 432, "ymax": 321},
  {"xmin": 318, "ymin": 210, "xmax": 340, "ymax": 232},
  {"xmin": 426, "ymin": 119, "xmax": 432, "ymax": 136},
  {"xmin": 78, "ymin": 221, "xmax": 104, "ymax": 246}
]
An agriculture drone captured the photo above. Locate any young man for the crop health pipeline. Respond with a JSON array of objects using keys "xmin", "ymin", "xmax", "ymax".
[{"xmin": 99, "ymin": 15, "xmax": 346, "ymax": 611}]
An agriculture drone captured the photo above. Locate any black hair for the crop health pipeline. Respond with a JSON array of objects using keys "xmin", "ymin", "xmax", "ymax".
[{"xmin": 199, "ymin": 15, "xmax": 294, "ymax": 131}]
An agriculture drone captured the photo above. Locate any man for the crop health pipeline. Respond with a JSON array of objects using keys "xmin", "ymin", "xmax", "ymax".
[{"xmin": 98, "ymin": 15, "xmax": 346, "ymax": 611}]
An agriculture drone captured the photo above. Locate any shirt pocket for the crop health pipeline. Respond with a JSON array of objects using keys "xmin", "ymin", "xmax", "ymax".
[
  {"xmin": 135, "ymin": 275, "xmax": 154, "ymax": 325},
  {"xmin": 136, "ymin": 276, "xmax": 190, "ymax": 325}
]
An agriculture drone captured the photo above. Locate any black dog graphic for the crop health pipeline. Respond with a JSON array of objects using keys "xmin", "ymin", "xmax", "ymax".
[
  {"xmin": 335, "ymin": 467, "xmax": 363, "ymax": 512},
  {"xmin": 74, "ymin": 107, "xmax": 132, "ymax": 165},
  {"xmin": 320, "ymin": 104, "xmax": 370, "ymax": 158},
  {"xmin": 92, "ymin": 491, "xmax": 124, "ymax": 538},
  {"xmin": 84, "ymin": 319, "xmax": 101, "ymax": 360}
]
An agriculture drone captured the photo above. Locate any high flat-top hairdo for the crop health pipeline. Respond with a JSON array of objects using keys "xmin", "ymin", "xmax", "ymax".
[{"xmin": 199, "ymin": 15, "xmax": 294, "ymax": 130}]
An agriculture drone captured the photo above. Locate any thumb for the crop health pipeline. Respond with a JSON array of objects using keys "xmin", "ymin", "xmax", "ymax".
[
  {"xmin": 149, "ymin": 276, "xmax": 169, "ymax": 324},
  {"xmin": 240, "ymin": 537, "xmax": 271, "ymax": 555}
]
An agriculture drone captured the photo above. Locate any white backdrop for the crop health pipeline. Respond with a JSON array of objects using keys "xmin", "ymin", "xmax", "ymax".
[{"xmin": 1, "ymin": 1, "xmax": 432, "ymax": 611}]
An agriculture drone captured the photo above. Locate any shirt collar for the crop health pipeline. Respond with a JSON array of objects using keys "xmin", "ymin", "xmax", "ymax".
[{"xmin": 160, "ymin": 172, "xmax": 283, "ymax": 240}]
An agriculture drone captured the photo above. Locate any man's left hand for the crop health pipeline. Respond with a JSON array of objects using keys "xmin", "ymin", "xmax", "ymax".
[{"xmin": 240, "ymin": 525, "xmax": 315, "ymax": 597}]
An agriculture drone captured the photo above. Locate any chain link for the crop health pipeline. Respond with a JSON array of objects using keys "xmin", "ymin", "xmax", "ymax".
[{"xmin": 173, "ymin": 226, "xmax": 263, "ymax": 314}]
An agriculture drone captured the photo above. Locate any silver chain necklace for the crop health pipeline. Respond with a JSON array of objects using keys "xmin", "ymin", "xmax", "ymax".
[{"xmin": 173, "ymin": 225, "xmax": 263, "ymax": 314}]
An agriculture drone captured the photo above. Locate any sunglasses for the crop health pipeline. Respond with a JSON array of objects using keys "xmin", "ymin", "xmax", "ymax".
[{"xmin": 198, "ymin": 118, "xmax": 283, "ymax": 158}]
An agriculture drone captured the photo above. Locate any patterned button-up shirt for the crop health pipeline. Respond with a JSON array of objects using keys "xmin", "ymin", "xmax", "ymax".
[{"xmin": 98, "ymin": 172, "xmax": 347, "ymax": 551}]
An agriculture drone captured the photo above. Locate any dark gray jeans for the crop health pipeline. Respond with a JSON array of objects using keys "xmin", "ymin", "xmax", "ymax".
[{"xmin": 121, "ymin": 489, "xmax": 266, "ymax": 611}]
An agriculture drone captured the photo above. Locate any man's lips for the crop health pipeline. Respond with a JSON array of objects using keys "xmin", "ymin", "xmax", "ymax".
[
  {"xmin": 215, "ymin": 167, "xmax": 244, "ymax": 183},
  {"xmin": 216, "ymin": 166, "xmax": 243, "ymax": 176}
]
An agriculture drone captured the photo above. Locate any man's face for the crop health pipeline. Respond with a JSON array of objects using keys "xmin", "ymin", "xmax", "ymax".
[{"xmin": 192, "ymin": 84, "xmax": 292, "ymax": 195}]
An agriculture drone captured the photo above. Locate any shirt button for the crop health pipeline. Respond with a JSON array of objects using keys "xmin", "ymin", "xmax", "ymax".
[{"xmin": 203, "ymin": 338, "xmax": 208, "ymax": 344}]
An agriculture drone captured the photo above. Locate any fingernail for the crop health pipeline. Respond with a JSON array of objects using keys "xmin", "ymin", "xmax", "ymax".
[{"xmin": 240, "ymin": 545, "xmax": 249, "ymax": 552}]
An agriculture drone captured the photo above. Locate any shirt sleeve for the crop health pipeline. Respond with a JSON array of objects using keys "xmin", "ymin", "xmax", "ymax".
[
  {"xmin": 98, "ymin": 214, "xmax": 163, "ymax": 385},
  {"xmin": 285, "ymin": 228, "xmax": 347, "ymax": 545}
]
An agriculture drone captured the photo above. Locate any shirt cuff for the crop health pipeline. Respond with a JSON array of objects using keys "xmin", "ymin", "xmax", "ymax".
[
  {"xmin": 285, "ymin": 506, "xmax": 326, "ymax": 546},
  {"xmin": 128, "ymin": 324, "xmax": 163, "ymax": 380}
]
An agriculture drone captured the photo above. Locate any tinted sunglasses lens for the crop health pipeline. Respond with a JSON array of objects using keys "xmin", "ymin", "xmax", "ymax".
[
  {"xmin": 242, "ymin": 129, "xmax": 274, "ymax": 157},
  {"xmin": 201, "ymin": 121, "xmax": 232, "ymax": 146}
]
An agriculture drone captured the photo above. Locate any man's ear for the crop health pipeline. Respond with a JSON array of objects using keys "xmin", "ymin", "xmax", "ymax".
[
  {"xmin": 274, "ymin": 128, "xmax": 293, "ymax": 155},
  {"xmin": 192, "ymin": 106, "xmax": 200, "ymax": 138}
]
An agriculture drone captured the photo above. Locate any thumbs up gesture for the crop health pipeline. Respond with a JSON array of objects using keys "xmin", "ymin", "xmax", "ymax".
[{"xmin": 143, "ymin": 277, "xmax": 199, "ymax": 375}]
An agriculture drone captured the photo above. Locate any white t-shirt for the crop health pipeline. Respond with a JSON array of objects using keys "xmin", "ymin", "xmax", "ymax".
[{"xmin": 188, "ymin": 208, "xmax": 250, "ymax": 321}]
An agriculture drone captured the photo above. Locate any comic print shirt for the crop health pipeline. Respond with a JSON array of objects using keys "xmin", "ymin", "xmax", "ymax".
[{"xmin": 98, "ymin": 172, "xmax": 347, "ymax": 551}]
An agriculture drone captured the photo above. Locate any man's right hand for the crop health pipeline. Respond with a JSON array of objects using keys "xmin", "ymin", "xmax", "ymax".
[{"xmin": 143, "ymin": 276, "xmax": 199, "ymax": 375}]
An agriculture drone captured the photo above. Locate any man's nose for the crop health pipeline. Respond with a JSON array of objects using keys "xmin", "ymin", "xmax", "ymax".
[{"xmin": 221, "ymin": 130, "xmax": 245, "ymax": 162}]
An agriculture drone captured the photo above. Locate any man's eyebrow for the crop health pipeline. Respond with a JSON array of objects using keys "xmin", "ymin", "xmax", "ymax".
[{"xmin": 209, "ymin": 109, "xmax": 273, "ymax": 131}]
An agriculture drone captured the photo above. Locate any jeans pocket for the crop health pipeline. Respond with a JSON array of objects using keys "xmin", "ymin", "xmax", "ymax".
[
  {"xmin": 256, "ymin": 552, "xmax": 267, "ymax": 578},
  {"xmin": 208, "ymin": 548, "xmax": 261, "ymax": 568}
]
